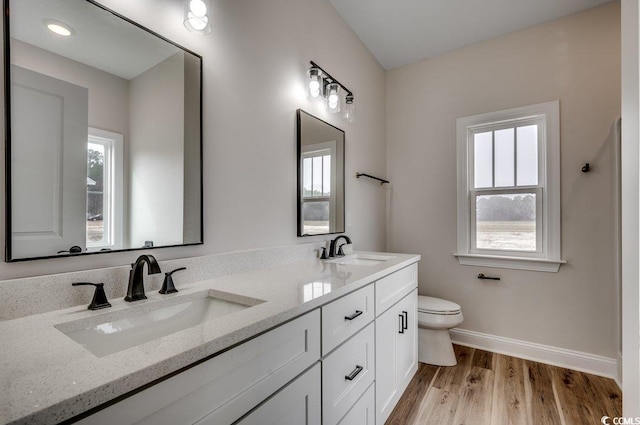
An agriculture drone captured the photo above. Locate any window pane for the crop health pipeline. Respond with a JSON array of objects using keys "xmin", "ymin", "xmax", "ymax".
[
  {"xmin": 494, "ymin": 128, "xmax": 514, "ymax": 187},
  {"xmin": 517, "ymin": 125, "xmax": 538, "ymax": 186},
  {"xmin": 303, "ymin": 157, "xmax": 312, "ymax": 196},
  {"xmin": 302, "ymin": 201, "xmax": 329, "ymax": 234},
  {"xmin": 312, "ymin": 156, "xmax": 322, "ymax": 196},
  {"xmin": 87, "ymin": 143, "xmax": 105, "ymax": 244},
  {"xmin": 473, "ymin": 132, "xmax": 493, "ymax": 188},
  {"xmin": 476, "ymin": 193, "xmax": 536, "ymax": 251},
  {"xmin": 322, "ymin": 155, "xmax": 331, "ymax": 196}
]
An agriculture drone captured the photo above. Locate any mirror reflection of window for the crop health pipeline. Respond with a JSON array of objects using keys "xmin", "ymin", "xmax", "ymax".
[
  {"xmin": 301, "ymin": 148, "xmax": 334, "ymax": 234},
  {"xmin": 86, "ymin": 128, "xmax": 123, "ymax": 252},
  {"xmin": 297, "ymin": 110, "xmax": 345, "ymax": 237}
]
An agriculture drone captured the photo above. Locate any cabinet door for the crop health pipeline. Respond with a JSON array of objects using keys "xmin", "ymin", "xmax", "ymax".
[
  {"xmin": 375, "ymin": 301, "xmax": 402, "ymax": 425},
  {"xmin": 337, "ymin": 382, "xmax": 375, "ymax": 425},
  {"xmin": 375, "ymin": 290, "xmax": 418, "ymax": 425},
  {"xmin": 397, "ymin": 289, "xmax": 418, "ymax": 393},
  {"xmin": 222, "ymin": 363, "xmax": 320, "ymax": 425}
]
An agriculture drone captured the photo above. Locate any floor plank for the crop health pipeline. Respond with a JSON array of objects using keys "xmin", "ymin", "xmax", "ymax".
[
  {"xmin": 385, "ymin": 363, "xmax": 439, "ymax": 425},
  {"xmin": 384, "ymin": 346, "xmax": 622, "ymax": 425},
  {"xmin": 414, "ymin": 387, "xmax": 459, "ymax": 425},
  {"xmin": 451, "ymin": 366, "xmax": 494, "ymax": 425},
  {"xmin": 524, "ymin": 361, "xmax": 563, "ymax": 425},
  {"xmin": 431, "ymin": 345, "xmax": 474, "ymax": 393},
  {"xmin": 472, "ymin": 348, "xmax": 494, "ymax": 371},
  {"xmin": 491, "ymin": 354, "xmax": 529, "ymax": 425}
]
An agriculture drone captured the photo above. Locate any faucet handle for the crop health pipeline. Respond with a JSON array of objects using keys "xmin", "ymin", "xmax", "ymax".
[
  {"xmin": 72, "ymin": 282, "xmax": 111, "ymax": 310},
  {"xmin": 160, "ymin": 267, "xmax": 187, "ymax": 294},
  {"xmin": 337, "ymin": 244, "xmax": 346, "ymax": 257}
]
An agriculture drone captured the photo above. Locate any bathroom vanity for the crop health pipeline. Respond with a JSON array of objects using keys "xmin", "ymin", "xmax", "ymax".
[{"xmin": 0, "ymin": 252, "xmax": 419, "ymax": 425}]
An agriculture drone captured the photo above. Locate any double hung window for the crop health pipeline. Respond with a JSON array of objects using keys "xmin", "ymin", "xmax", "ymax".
[{"xmin": 455, "ymin": 101, "xmax": 563, "ymax": 272}]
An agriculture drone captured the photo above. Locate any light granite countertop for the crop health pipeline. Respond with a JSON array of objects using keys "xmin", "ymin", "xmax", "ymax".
[{"xmin": 0, "ymin": 252, "xmax": 420, "ymax": 425}]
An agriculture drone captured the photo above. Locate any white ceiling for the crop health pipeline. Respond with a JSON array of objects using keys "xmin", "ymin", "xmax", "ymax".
[
  {"xmin": 329, "ymin": 0, "xmax": 615, "ymax": 69},
  {"xmin": 11, "ymin": 0, "xmax": 179, "ymax": 80}
]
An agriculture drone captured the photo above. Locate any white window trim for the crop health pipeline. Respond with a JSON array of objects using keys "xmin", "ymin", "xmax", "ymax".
[
  {"xmin": 87, "ymin": 127, "xmax": 124, "ymax": 251},
  {"xmin": 454, "ymin": 101, "xmax": 565, "ymax": 272}
]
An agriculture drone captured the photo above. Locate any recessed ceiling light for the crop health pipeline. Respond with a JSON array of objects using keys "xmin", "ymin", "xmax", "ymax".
[{"xmin": 42, "ymin": 19, "xmax": 75, "ymax": 37}]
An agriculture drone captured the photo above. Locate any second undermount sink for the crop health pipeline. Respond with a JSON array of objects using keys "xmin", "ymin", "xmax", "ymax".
[
  {"xmin": 55, "ymin": 291, "xmax": 263, "ymax": 357},
  {"xmin": 327, "ymin": 253, "xmax": 396, "ymax": 266}
]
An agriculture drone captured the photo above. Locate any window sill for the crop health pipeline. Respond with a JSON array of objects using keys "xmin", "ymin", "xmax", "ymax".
[{"xmin": 453, "ymin": 253, "xmax": 566, "ymax": 272}]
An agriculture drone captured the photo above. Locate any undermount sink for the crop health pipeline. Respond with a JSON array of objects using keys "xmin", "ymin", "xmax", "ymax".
[
  {"xmin": 55, "ymin": 291, "xmax": 263, "ymax": 357},
  {"xmin": 327, "ymin": 253, "xmax": 396, "ymax": 266}
]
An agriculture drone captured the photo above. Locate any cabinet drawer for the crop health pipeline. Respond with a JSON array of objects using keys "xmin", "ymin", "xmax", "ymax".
[
  {"xmin": 375, "ymin": 263, "xmax": 417, "ymax": 316},
  {"xmin": 337, "ymin": 382, "xmax": 375, "ymax": 425},
  {"xmin": 322, "ymin": 322, "xmax": 375, "ymax": 425},
  {"xmin": 77, "ymin": 309, "xmax": 320, "ymax": 425},
  {"xmin": 322, "ymin": 284, "xmax": 374, "ymax": 355},
  {"xmin": 217, "ymin": 363, "xmax": 321, "ymax": 425}
]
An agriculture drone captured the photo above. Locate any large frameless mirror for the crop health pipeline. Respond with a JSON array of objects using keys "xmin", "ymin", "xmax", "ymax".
[
  {"xmin": 297, "ymin": 110, "xmax": 345, "ymax": 236},
  {"xmin": 5, "ymin": 0, "xmax": 203, "ymax": 261}
]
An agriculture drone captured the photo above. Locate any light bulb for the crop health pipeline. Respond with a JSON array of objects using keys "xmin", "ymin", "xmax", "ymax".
[
  {"xmin": 189, "ymin": 0, "xmax": 207, "ymax": 17},
  {"xmin": 307, "ymin": 67, "xmax": 323, "ymax": 101},
  {"xmin": 184, "ymin": 0, "xmax": 211, "ymax": 34},
  {"xmin": 187, "ymin": 13, "xmax": 208, "ymax": 30},
  {"xmin": 344, "ymin": 95, "xmax": 355, "ymax": 122},
  {"xmin": 326, "ymin": 83, "xmax": 340, "ymax": 113},
  {"xmin": 309, "ymin": 80, "xmax": 321, "ymax": 98}
]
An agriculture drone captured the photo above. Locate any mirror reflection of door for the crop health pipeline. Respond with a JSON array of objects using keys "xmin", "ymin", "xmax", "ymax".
[{"xmin": 10, "ymin": 65, "xmax": 88, "ymax": 258}]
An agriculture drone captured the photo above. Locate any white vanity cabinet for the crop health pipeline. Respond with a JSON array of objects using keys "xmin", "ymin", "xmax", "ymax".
[
  {"xmin": 374, "ymin": 264, "xmax": 418, "ymax": 425},
  {"xmin": 74, "ymin": 260, "xmax": 420, "ymax": 425},
  {"xmin": 77, "ymin": 310, "xmax": 320, "ymax": 425}
]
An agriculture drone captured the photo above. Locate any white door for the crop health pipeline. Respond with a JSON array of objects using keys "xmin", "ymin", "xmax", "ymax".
[{"xmin": 10, "ymin": 65, "xmax": 88, "ymax": 258}]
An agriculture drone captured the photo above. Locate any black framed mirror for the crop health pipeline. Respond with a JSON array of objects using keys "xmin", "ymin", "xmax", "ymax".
[
  {"xmin": 4, "ymin": 0, "xmax": 203, "ymax": 261},
  {"xmin": 297, "ymin": 110, "xmax": 345, "ymax": 236}
]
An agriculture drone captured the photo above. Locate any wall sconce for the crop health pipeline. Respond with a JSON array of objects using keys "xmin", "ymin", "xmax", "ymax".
[
  {"xmin": 184, "ymin": 0, "xmax": 212, "ymax": 35},
  {"xmin": 307, "ymin": 61, "xmax": 355, "ymax": 122}
]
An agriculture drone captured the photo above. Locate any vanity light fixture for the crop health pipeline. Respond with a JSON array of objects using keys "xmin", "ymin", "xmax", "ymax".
[
  {"xmin": 42, "ymin": 19, "xmax": 74, "ymax": 37},
  {"xmin": 307, "ymin": 61, "xmax": 355, "ymax": 122},
  {"xmin": 184, "ymin": 0, "xmax": 212, "ymax": 35}
]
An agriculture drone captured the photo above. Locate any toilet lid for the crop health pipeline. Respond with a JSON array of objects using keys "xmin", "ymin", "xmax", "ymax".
[{"xmin": 418, "ymin": 296, "xmax": 461, "ymax": 314}]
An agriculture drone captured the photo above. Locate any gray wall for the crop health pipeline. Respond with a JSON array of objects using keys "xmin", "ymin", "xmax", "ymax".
[
  {"xmin": 386, "ymin": 2, "xmax": 621, "ymax": 358},
  {"xmin": 0, "ymin": 0, "xmax": 387, "ymax": 278}
]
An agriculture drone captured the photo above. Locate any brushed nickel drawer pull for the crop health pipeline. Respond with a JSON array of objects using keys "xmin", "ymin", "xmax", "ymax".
[
  {"xmin": 345, "ymin": 365, "xmax": 364, "ymax": 381},
  {"xmin": 345, "ymin": 310, "xmax": 363, "ymax": 321}
]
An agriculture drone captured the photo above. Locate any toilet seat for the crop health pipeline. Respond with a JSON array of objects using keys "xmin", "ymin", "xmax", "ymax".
[{"xmin": 418, "ymin": 296, "xmax": 461, "ymax": 315}]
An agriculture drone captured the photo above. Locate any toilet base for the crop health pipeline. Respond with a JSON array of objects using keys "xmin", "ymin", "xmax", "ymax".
[{"xmin": 418, "ymin": 327, "xmax": 457, "ymax": 366}]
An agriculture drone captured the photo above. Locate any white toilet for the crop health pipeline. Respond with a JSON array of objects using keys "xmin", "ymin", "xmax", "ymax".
[{"xmin": 417, "ymin": 295, "xmax": 464, "ymax": 366}]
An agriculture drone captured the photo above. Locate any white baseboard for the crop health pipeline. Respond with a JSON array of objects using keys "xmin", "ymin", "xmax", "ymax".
[{"xmin": 450, "ymin": 328, "xmax": 618, "ymax": 380}]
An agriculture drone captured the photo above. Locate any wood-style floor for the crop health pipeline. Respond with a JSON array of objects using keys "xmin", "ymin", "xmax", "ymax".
[{"xmin": 385, "ymin": 345, "xmax": 621, "ymax": 425}]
